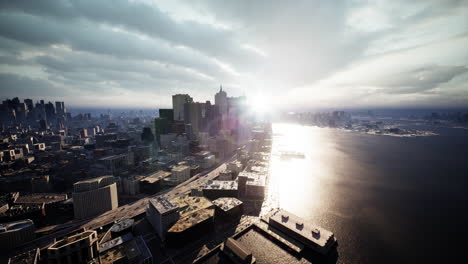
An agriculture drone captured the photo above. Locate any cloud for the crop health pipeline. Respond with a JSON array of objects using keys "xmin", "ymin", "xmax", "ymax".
[{"xmin": 0, "ymin": 0, "xmax": 467, "ymax": 108}]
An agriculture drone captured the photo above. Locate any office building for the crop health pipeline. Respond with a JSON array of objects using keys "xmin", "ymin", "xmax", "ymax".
[
  {"xmin": 146, "ymin": 197, "xmax": 179, "ymax": 240},
  {"xmin": 202, "ymin": 180, "xmax": 238, "ymax": 200},
  {"xmin": 212, "ymin": 197, "xmax": 243, "ymax": 218},
  {"xmin": 184, "ymin": 101, "xmax": 204, "ymax": 135},
  {"xmin": 0, "ymin": 219, "xmax": 35, "ymax": 250},
  {"xmin": 171, "ymin": 165, "xmax": 190, "ymax": 184},
  {"xmin": 99, "ymin": 233, "xmax": 152, "ymax": 264},
  {"xmin": 172, "ymin": 94, "xmax": 193, "ymax": 121},
  {"xmin": 47, "ymin": 230, "xmax": 99, "ymax": 264},
  {"xmin": 72, "ymin": 176, "xmax": 118, "ymax": 219},
  {"xmin": 215, "ymin": 86, "xmax": 228, "ymax": 117},
  {"xmin": 98, "ymin": 154, "xmax": 130, "ymax": 175}
]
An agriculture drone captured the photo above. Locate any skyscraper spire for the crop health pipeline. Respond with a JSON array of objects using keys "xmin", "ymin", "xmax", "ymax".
[{"xmin": 220, "ymin": 84, "xmax": 222, "ymax": 92}]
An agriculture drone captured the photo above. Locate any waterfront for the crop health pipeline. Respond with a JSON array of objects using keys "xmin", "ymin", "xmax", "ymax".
[{"xmin": 265, "ymin": 123, "xmax": 468, "ymax": 264}]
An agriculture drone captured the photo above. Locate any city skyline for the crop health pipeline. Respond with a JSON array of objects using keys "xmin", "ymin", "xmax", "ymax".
[{"xmin": 1, "ymin": 1, "xmax": 468, "ymax": 109}]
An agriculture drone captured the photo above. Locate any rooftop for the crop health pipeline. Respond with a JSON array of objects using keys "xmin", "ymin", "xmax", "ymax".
[
  {"xmin": 167, "ymin": 208, "xmax": 214, "ymax": 233},
  {"xmin": 0, "ymin": 219, "xmax": 34, "ymax": 233},
  {"xmin": 99, "ymin": 234, "xmax": 150, "ymax": 264},
  {"xmin": 269, "ymin": 209, "xmax": 335, "ymax": 248},
  {"xmin": 170, "ymin": 195, "xmax": 213, "ymax": 218},
  {"xmin": 49, "ymin": 230, "xmax": 96, "ymax": 249},
  {"xmin": 110, "ymin": 218, "xmax": 134, "ymax": 233},
  {"xmin": 204, "ymin": 180, "xmax": 238, "ymax": 190},
  {"xmin": 212, "ymin": 197, "xmax": 243, "ymax": 212},
  {"xmin": 172, "ymin": 165, "xmax": 190, "ymax": 172},
  {"xmin": 140, "ymin": 170, "xmax": 171, "ymax": 184},
  {"xmin": 149, "ymin": 197, "xmax": 178, "ymax": 214},
  {"xmin": 15, "ymin": 193, "xmax": 68, "ymax": 205}
]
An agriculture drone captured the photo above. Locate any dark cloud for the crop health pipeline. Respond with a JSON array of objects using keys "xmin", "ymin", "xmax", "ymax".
[
  {"xmin": 0, "ymin": 0, "xmax": 467, "ymax": 108},
  {"xmin": 0, "ymin": 72, "xmax": 69, "ymax": 97}
]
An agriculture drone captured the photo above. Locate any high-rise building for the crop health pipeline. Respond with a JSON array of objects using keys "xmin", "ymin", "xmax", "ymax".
[
  {"xmin": 172, "ymin": 94, "xmax": 193, "ymax": 121},
  {"xmin": 45, "ymin": 102, "xmax": 55, "ymax": 121},
  {"xmin": 47, "ymin": 230, "xmax": 99, "ymax": 264},
  {"xmin": 159, "ymin": 108, "xmax": 174, "ymax": 121},
  {"xmin": 215, "ymin": 85, "xmax": 228, "ymax": 117},
  {"xmin": 184, "ymin": 102, "xmax": 204, "ymax": 135},
  {"xmin": 72, "ymin": 176, "xmax": 118, "ymax": 219}
]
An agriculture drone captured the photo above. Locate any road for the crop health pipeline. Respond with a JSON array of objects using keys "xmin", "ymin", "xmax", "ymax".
[{"xmin": 14, "ymin": 158, "xmax": 232, "ymax": 254}]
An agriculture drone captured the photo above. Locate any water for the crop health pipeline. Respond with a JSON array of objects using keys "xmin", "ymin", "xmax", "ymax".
[{"xmin": 265, "ymin": 123, "xmax": 468, "ymax": 264}]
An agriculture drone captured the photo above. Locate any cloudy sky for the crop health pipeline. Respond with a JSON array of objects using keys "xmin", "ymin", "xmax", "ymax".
[{"xmin": 0, "ymin": 0, "xmax": 467, "ymax": 109}]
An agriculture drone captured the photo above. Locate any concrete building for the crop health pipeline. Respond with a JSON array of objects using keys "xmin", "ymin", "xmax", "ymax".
[
  {"xmin": 0, "ymin": 219, "xmax": 35, "ymax": 250},
  {"xmin": 222, "ymin": 237, "xmax": 256, "ymax": 264},
  {"xmin": 166, "ymin": 195, "xmax": 214, "ymax": 246},
  {"xmin": 73, "ymin": 176, "xmax": 118, "ymax": 219},
  {"xmin": 30, "ymin": 175, "xmax": 50, "ymax": 193},
  {"xmin": 47, "ymin": 230, "xmax": 99, "ymax": 264},
  {"xmin": 146, "ymin": 197, "xmax": 179, "ymax": 241},
  {"xmin": 139, "ymin": 170, "xmax": 172, "ymax": 194},
  {"xmin": 8, "ymin": 248, "xmax": 40, "ymax": 264},
  {"xmin": 267, "ymin": 208, "xmax": 337, "ymax": 255},
  {"xmin": 172, "ymin": 94, "xmax": 193, "ymax": 121},
  {"xmin": 238, "ymin": 171, "xmax": 267, "ymax": 199},
  {"xmin": 212, "ymin": 197, "xmax": 243, "ymax": 219},
  {"xmin": 202, "ymin": 180, "xmax": 238, "ymax": 200},
  {"xmin": 227, "ymin": 161, "xmax": 243, "ymax": 177},
  {"xmin": 98, "ymin": 154, "xmax": 129, "ymax": 175},
  {"xmin": 217, "ymin": 170, "xmax": 234, "ymax": 181},
  {"xmin": 99, "ymin": 233, "xmax": 152, "ymax": 264},
  {"xmin": 171, "ymin": 165, "xmax": 190, "ymax": 184}
]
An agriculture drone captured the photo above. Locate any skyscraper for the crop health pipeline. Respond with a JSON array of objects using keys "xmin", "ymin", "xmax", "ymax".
[
  {"xmin": 215, "ymin": 85, "xmax": 228, "ymax": 117},
  {"xmin": 172, "ymin": 94, "xmax": 193, "ymax": 121}
]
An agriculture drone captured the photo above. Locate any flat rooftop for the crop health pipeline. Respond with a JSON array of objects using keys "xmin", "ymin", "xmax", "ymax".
[
  {"xmin": 140, "ymin": 170, "xmax": 172, "ymax": 184},
  {"xmin": 15, "ymin": 193, "xmax": 68, "ymax": 204},
  {"xmin": 170, "ymin": 195, "xmax": 213, "ymax": 218},
  {"xmin": 49, "ymin": 230, "xmax": 96, "ymax": 249},
  {"xmin": 212, "ymin": 197, "xmax": 243, "ymax": 212},
  {"xmin": 204, "ymin": 180, "xmax": 238, "ymax": 190},
  {"xmin": 172, "ymin": 165, "xmax": 190, "ymax": 172},
  {"xmin": 74, "ymin": 175, "xmax": 114, "ymax": 185},
  {"xmin": 149, "ymin": 197, "xmax": 178, "ymax": 214},
  {"xmin": 99, "ymin": 234, "xmax": 151, "ymax": 264},
  {"xmin": 268, "ymin": 209, "xmax": 335, "ymax": 248},
  {"xmin": 0, "ymin": 219, "xmax": 34, "ymax": 233},
  {"xmin": 167, "ymin": 208, "xmax": 214, "ymax": 233}
]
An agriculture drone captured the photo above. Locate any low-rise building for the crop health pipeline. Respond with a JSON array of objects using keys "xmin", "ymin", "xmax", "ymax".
[
  {"xmin": 139, "ymin": 170, "xmax": 172, "ymax": 194},
  {"xmin": 47, "ymin": 230, "xmax": 99, "ymax": 264},
  {"xmin": 267, "ymin": 208, "xmax": 337, "ymax": 255},
  {"xmin": 8, "ymin": 248, "xmax": 40, "ymax": 264},
  {"xmin": 73, "ymin": 176, "xmax": 118, "ymax": 219},
  {"xmin": 0, "ymin": 219, "xmax": 35, "ymax": 250},
  {"xmin": 99, "ymin": 233, "xmax": 152, "ymax": 264},
  {"xmin": 212, "ymin": 197, "xmax": 243, "ymax": 219},
  {"xmin": 171, "ymin": 165, "xmax": 190, "ymax": 184},
  {"xmin": 146, "ymin": 197, "xmax": 179, "ymax": 241},
  {"xmin": 202, "ymin": 180, "xmax": 238, "ymax": 200}
]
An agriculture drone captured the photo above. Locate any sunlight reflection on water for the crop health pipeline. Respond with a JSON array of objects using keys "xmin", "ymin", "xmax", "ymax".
[{"xmin": 265, "ymin": 123, "xmax": 333, "ymax": 216}]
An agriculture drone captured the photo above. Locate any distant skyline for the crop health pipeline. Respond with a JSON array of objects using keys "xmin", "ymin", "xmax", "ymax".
[{"xmin": 1, "ymin": 0, "xmax": 467, "ymax": 109}]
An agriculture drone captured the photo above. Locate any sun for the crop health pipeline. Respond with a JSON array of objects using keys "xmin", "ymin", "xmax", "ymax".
[{"xmin": 248, "ymin": 94, "xmax": 270, "ymax": 115}]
